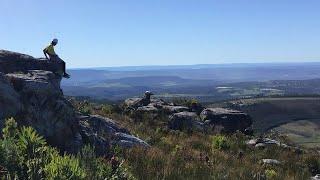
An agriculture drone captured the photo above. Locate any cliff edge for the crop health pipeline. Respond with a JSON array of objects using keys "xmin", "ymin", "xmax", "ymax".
[{"xmin": 0, "ymin": 50, "xmax": 148, "ymax": 154}]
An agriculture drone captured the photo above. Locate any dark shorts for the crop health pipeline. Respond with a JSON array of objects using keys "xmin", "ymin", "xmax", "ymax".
[{"xmin": 49, "ymin": 55, "xmax": 63, "ymax": 62}]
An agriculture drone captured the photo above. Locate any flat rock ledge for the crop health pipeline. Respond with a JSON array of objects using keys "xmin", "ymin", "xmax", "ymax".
[{"xmin": 0, "ymin": 50, "xmax": 149, "ymax": 154}]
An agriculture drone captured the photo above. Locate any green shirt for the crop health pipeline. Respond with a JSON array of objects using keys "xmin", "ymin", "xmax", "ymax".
[{"xmin": 44, "ymin": 44, "xmax": 56, "ymax": 56}]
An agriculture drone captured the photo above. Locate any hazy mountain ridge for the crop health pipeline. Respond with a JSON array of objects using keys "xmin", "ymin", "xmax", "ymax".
[{"xmin": 62, "ymin": 63, "xmax": 320, "ymax": 101}]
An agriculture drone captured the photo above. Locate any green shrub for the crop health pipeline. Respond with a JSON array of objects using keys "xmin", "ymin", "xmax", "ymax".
[
  {"xmin": 45, "ymin": 153, "xmax": 86, "ymax": 180},
  {"xmin": 110, "ymin": 160, "xmax": 135, "ymax": 180},
  {"xmin": 17, "ymin": 127, "xmax": 51, "ymax": 179},
  {"xmin": 2, "ymin": 117, "xmax": 18, "ymax": 139},
  {"xmin": 0, "ymin": 118, "xmax": 124, "ymax": 180},
  {"xmin": 79, "ymin": 106, "xmax": 91, "ymax": 115},
  {"xmin": 101, "ymin": 104, "xmax": 115, "ymax": 115},
  {"xmin": 77, "ymin": 101, "xmax": 92, "ymax": 115},
  {"xmin": 265, "ymin": 169, "xmax": 277, "ymax": 179},
  {"xmin": 78, "ymin": 145, "xmax": 112, "ymax": 180},
  {"xmin": 211, "ymin": 135, "xmax": 230, "ymax": 150}
]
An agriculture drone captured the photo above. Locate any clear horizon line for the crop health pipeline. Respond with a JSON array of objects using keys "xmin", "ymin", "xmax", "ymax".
[{"xmin": 69, "ymin": 61, "xmax": 320, "ymax": 70}]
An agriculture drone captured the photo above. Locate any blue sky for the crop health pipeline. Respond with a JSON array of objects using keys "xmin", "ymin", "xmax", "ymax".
[{"xmin": 1, "ymin": 0, "xmax": 320, "ymax": 68}]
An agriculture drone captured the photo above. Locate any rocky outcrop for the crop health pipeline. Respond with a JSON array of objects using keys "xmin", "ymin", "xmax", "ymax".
[
  {"xmin": 125, "ymin": 94, "xmax": 252, "ymax": 134},
  {"xmin": 200, "ymin": 108, "xmax": 252, "ymax": 133},
  {"xmin": 0, "ymin": 50, "xmax": 148, "ymax": 154},
  {"xmin": 124, "ymin": 97, "xmax": 191, "ymax": 114},
  {"xmin": 168, "ymin": 112, "xmax": 203, "ymax": 131},
  {"xmin": 0, "ymin": 50, "xmax": 64, "ymax": 74}
]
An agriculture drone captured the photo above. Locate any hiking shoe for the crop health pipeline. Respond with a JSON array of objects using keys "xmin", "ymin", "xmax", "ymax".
[{"xmin": 63, "ymin": 73, "xmax": 70, "ymax": 78}]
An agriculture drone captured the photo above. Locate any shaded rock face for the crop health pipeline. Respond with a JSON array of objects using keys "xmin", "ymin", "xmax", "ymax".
[
  {"xmin": 0, "ymin": 50, "xmax": 64, "ymax": 74},
  {"xmin": 168, "ymin": 112, "xmax": 203, "ymax": 132},
  {"xmin": 79, "ymin": 115, "xmax": 149, "ymax": 155},
  {"xmin": 200, "ymin": 108, "xmax": 252, "ymax": 133},
  {"xmin": 0, "ymin": 69, "xmax": 78, "ymax": 151},
  {"xmin": 0, "ymin": 50, "xmax": 148, "ymax": 154}
]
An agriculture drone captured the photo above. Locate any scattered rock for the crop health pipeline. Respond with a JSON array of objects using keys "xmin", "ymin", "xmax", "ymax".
[
  {"xmin": 246, "ymin": 139, "xmax": 259, "ymax": 146},
  {"xmin": 124, "ymin": 94, "xmax": 253, "ymax": 134},
  {"xmin": 311, "ymin": 174, "xmax": 320, "ymax": 180},
  {"xmin": 255, "ymin": 143, "xmax": 266, "ymax": 149},
  {"xmin": 114, "ymin": 132, "xmax": 149, "ymax": 148},
  {"xmin": 246, "ymin": 138, "xmax": 290, "ymax": 149},
  {"xmin": 261, "ymin": 159, "xmax": 281, "ymax": 165},
  {"xmin": 200, "ymin": 108, "xmax": 252, "ymax": 133},
  {"xmin": 79, "ymin": 115, "xmax": 149, "ymax": 155}
]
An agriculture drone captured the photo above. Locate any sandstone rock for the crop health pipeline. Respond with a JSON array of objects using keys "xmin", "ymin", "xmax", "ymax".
[
  {"xmin": 0, "ymin": 69, "xmax": 78, "ymax": 152},
  {"xmin": 0, "ymin": 73, "xmax": 22, "ymax": 127},
  {"xmin": 0, "ymin": 50, "xmax": 148, "ymax": 155},
  {"xmin": 311, "ymin": 174, "xmax": 320, "ymax": 180},
  {"xmin": 136, "ymin": 105, "xmax": 159, "ymax": 113},
  {"xmin": 255, "ymin": 143, "xmax": 266, "ymax": 149},
  {"xmin": 162, "ymin": 105, "xmax": 189, "ymax": 113},
  {"xmin": 124, "ymin": 98, "xmax": 143, "ymax": 109},
  {"xmin": 0, "ymin": 50, "xmax": 64, "ymax": 74},
  {"xmin": 261, "ymin": 159, "xmax": 281, "ymax": 165},
  {"xmin": 124, "ymin": 97, "xmax": 167, "ymax": 110},
  {"xmin": 148, "ymin": 98, "xmax": 168, "ymax": 108},
  {"xmin": 168, "ymin": 112, "xmax": 204, "ymax": 131},
  {"xmin": 246, "ymin": 139, "xmax": 259, "ymax": 146},
  {"xmin": 79, "ymin": 115, "xmax": 149, "ymax": 155},
  {"xmin": 114, "ymin": 132, "xmax": 149, "ymax": 148},
  {"xmin": 246, "ymin": 138, "xmax": 287, "ymax": 147},
  {"xmin": 200, "ymin": 108, "xmax": 252, "ymax": 133}
]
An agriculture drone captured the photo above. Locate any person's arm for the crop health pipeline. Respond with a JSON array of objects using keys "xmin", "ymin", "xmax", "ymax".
[{"xmin": 43, "ymin": 49, "xmax": 49, "ymax": 60}]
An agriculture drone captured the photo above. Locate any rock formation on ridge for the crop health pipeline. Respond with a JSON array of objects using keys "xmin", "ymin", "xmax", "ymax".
[{"xmin": 0, "ymin": 50, "xmax": 148, "ymax": 155}]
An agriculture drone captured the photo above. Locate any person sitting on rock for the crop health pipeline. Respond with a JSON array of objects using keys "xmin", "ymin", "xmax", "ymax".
[
  {"xmin": 43, "ymin": 38, "xmax": 70, "ymax": 78},
  {"xmin": 141, "ymin": 91, "xmax": 154, "ymax": 106}
]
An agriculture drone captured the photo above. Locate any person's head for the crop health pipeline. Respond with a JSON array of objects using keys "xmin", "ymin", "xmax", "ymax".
[{"xmin": 51, "ymin": 38, "xmax": 58, "ymax": 46}]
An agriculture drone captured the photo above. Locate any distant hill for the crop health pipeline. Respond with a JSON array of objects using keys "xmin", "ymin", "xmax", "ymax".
[{"xmin": 62, "ymin": 62, "xmax": 320, "ymax": 100}]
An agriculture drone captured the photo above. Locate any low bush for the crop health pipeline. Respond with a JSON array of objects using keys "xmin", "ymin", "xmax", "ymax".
[
  {"xmin": 45, "ymin": 153, "xmax": 86, "ymax": 180},
  {"xmin": 0, "ymin": 118, "xmax": 133, "ymax": 180},
  {"xmin": 211, "ymin": 135, "xmax": 230, "ymax": 150}
]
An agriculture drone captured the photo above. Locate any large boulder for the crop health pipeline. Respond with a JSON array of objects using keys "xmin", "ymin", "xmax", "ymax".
[
  {"xmin": 0, "ymin": 70, "xmax": 78, "ymax": 152},
  {"xmin": 0, "ymin": 73, "xmax": 22, "ymax": 121},
  {"xmin": 0, "ymin": 50, "xmax": 148, "ymax": 154},
  {"xmin": 162, "ymin": 105, "xmax": 189, "ymax": 113},
  {"xmin": 200, "ymin": 108, "xmax": 252, "ymax": 133},
  {"xmin": 79, "ymin": 115, "xmax": 149, "ymax": 155},
  {"xmin": 0, "ymin": 50, "xmax": 64, "ymax": 74},
  {"xmin": 124, "ymin": 98, "xmax": 143, "ymax": 109},
  {"xmin": 168, "ymin": 112, "xmax": 204, "ymax": 131}
]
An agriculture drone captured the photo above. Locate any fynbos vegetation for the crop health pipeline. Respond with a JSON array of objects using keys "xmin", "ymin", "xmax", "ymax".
[
  {"xmin": 71, "ymin": 100, "xmax": 320, "ymax": 179},
  {"xmin": 0, "ymin": 118, "xmax": 133, "ymax": 180}
]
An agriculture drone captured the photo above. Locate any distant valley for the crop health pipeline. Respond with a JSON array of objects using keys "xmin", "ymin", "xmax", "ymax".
[{"xmin": 62, "ymin": 62, "xmax": 320, "ymax": 101}]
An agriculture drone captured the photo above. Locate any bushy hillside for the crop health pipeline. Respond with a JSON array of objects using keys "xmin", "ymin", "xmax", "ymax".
[
  {"xmin": 0, "ymin": 118, "xmax": 133, "ymax": 179},
  {"xmin": 69, "ymin": 99, "xmax": 320, "ymax": 179}
]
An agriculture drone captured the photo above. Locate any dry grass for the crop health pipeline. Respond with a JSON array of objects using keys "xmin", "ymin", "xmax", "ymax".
[{"xmin": 71, "ymin": 100, "xmax": 320, "ymax": 180}]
